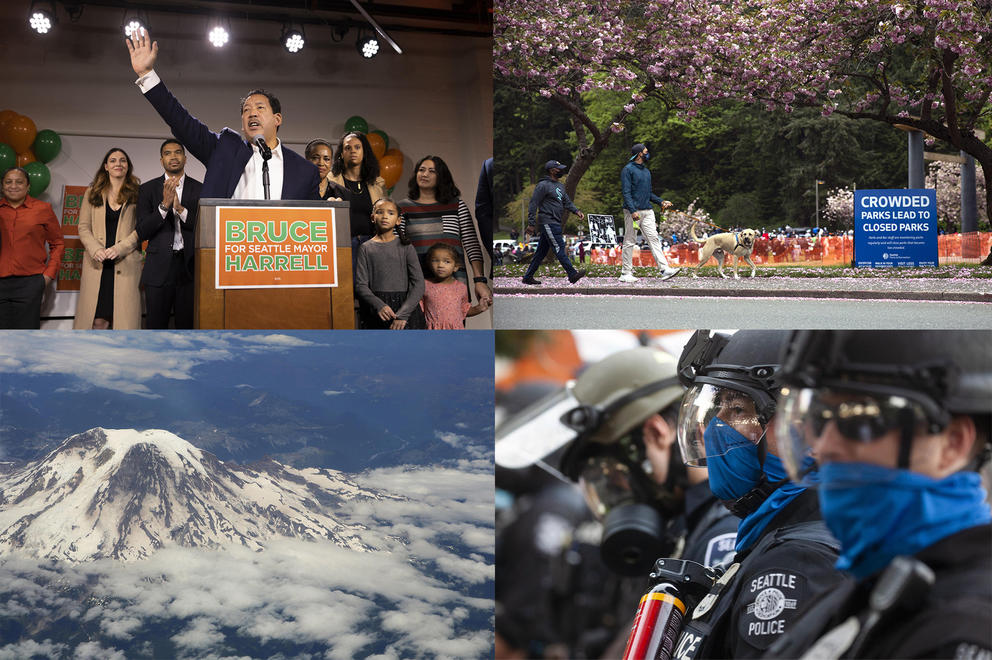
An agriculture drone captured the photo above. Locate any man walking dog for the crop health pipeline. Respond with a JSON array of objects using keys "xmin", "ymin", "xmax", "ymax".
[
  {"xmin": 522, "ymin": 160, "xmax": 586, "ymax": 286},
  {"xmin": 620, "ymin": 143, "xmax": 680, "ymax": 283}
]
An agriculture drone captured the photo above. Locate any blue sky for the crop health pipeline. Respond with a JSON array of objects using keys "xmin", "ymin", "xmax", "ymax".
[
  {"xmin": 0, "ymin": 331, "xmax": 494, "ymax": 470},
  {"xmin": 0, "ymin": 331, "xmax": 495, "ymax": 658}
]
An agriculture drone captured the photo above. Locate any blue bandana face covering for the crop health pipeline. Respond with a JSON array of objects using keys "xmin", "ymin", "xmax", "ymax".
[
  {"xmin": 818, "ymin": 462, "xmax": 992, "ymax": 579},
  {"xmin": 703, "ymin": 416, "xmax": 811, "ymax": 551},
  {"xmin": 703, "ymin": 417, "xmax": 762, "ymax": 501}
]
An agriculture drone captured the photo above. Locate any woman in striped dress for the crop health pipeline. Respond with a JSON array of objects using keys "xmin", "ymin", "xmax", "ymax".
[{"xmin": 397, "ymin": 156, "xmax": 492, "ymax": 308}]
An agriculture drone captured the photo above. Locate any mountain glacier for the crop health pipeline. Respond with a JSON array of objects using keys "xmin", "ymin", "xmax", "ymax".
[{"xmin": 0, "ymin": 428, "xmax": 400, "ymax": 562}]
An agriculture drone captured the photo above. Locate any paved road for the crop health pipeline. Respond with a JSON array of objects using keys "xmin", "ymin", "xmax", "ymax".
[
  {"xmin": 493, "ymin": 275, "xmax": 992, "ymax": 329},
  {"xmin": 495, "ymin": 294, "xmax": 991, "ymax": 329}
]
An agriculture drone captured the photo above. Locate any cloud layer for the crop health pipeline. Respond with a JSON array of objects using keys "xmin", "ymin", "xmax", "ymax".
[
  {"xmin": 0, "ymin": 332, "xmax": 321, "ymax": 398},
  {"xmin": 0, "ymin": 461, "xmax": 494, "ymax": 659}
]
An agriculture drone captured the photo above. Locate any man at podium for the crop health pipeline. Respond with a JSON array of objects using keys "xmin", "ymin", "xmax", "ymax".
[{"xmin": 126, "ymin": 29, "xmax": 319, "ymax": 201}]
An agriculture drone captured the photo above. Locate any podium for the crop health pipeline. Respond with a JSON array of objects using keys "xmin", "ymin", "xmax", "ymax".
[{"xmin": 195, "ymin": 199, "xmax": 354, "ymax": 329}]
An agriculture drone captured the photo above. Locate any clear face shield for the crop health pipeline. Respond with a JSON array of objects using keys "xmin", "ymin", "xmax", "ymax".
[
  {"xmin": 774, "ymin": 385, "xmax": 939, "ymax": 485},
  {"xmin": 676, "ymin": 383, "xmax": 767, "ymax": 467},
  {"xmin": 494, "ymin": 384, "xmax": 584, "ymax": 472}
]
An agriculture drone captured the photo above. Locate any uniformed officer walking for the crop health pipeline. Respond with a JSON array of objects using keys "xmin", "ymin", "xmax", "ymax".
[
  {"xmin": 669, "ymin": 330, "xmax": 846, "ymax": 660},
  {"xmin": 765, "ymin": 329, "xmax": 992, "ymax": 660}
]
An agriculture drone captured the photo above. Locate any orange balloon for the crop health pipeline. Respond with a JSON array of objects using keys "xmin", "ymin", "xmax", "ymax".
[
  {"xmin": 384, "ymin": 147, "xmax": 403, "ymax": 159},
  {"xmin": 8, "ymin": 115, "xmax": 37, "ymax": 154},
  {"xmin": 17, "ymin": 149, "xmax": 36, "ymax": 167},
  {"xmin": 0, "ymin": 110, "xmax": 17, "ymax": 145},
  {"xmin": 379, "ymin": 153, "xmax": 403, "ymax": 189},
  {"xmin": 367, "ymin": 132, "xmax": 386, "ymax": 160}
]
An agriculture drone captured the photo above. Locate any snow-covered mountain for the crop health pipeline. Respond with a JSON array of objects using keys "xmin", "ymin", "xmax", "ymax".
[{"xmin": 0, "ymin": 428, "xmax": 400, "ymax": 562}]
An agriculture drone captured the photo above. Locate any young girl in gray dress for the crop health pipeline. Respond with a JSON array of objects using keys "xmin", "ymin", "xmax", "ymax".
[{"xmin": 354, "ymin": 199, "xmax": 426, "ymax": 329}]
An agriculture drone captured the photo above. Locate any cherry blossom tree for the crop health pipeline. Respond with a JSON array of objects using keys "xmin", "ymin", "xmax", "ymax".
[
  {"xmin": 823, "ymin": 187, "xmax": 856, "ymax": 229},
  {"xmin": 925, "ymin": 160, "xmax": 988, "ymax": 229},
  {"xmin": 496, "ymin": 0, "xmax": 992, "ymax": 247},
  {"xmin": 495, "ymin": 0, "xmax": 717, "ymax": 197},
  {"xmin": 659, "ymin": 201, "xmax": 714, "ymax": 243}
]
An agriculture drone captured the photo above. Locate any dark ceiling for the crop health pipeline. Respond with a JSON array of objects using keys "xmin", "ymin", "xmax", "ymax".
[{"xmin": 51, "ymin": 0, "xmax": 493, "ymax": 38}]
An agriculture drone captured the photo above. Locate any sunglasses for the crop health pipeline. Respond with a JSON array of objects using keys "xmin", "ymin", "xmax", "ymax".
[{"xmin": 802, "ymin": 394, "xmax": 931, "ymax": 443}]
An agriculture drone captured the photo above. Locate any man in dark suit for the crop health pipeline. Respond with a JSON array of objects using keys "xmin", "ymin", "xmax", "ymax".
[
  {"xmin": 475, "ymin": 157, "xmax": 494, "ymax": 278},
  {"xmin": 137, "ymin": 139, "xmax": 203, "ymax": 329},
  {"xmin": 126, "ymin": 30, "xmax": 319, "ymax": 201}
]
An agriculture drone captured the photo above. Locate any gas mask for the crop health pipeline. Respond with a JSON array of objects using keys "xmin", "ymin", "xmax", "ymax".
[
  {"xmin": 495, "ymin": 347, "xmax": 688, "ymax": 577},
  {"xmin": 564, "ymin": 428, "xmax": 686, "ymax": 576}
]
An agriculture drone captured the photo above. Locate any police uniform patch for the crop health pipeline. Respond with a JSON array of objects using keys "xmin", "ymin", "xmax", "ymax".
[
  {"xmin": 737, "ymin": 568, "xmax": 807, "ymax": 650},
  {"xmin": 704, "ymin": 532, "xmax": 737, "ymax": 570}
]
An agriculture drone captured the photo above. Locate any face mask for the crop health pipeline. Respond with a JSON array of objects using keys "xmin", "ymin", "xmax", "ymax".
[
  {"xmin": 818, "ymin": 462, "xmax": 992, "ymax": 580},
  {"xmin": 703, "ymin": 417, "xmax": 762, "ymax": 501},
  {"xmin": 641, "ymin": 152, "xmax": 650, "ymax": 161}
]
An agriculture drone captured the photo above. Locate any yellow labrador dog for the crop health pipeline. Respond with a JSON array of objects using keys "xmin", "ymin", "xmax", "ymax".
[{"xmin": 690, "ymin": 223, "xmax": 759, "ymax": 278}]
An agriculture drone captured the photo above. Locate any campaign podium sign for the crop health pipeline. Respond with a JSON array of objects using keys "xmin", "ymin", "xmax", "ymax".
[
  {"xmin": 196, "ymin": 199, "xmax": 353, "ymax": 329},
  {"xmin": 587, "ymin": 214, "xmax": 618, "ymax": 244},
  {"xmin": 854, "ymin": 189, "xmax": 938, "ymax": 267},
  {"xmin": 215, "ymin": 205, "xmax": 337, "ymax": 289}
]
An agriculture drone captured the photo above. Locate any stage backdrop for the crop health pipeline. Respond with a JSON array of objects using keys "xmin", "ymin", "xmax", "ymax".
[{"xmin": 0, "ymin": 4, "xmax": 493, "ymax": 328}]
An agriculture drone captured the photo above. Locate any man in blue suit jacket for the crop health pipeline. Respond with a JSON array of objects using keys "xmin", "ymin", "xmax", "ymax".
[{"xmin": 126, "ymin": 30, "xmax": 319, "ymax": 201}]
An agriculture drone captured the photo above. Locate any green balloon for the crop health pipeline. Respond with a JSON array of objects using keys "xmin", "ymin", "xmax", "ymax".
[
  {"xmin": 344, "ymin": 115, "xmax": 368, "ymax": 134},
  {"xmin": 32, "ymin": 129, "xmax": 61, "ymax": 163},
  {"xmin": 0, "ymin": 142, "xmax": 14, "ymax": 171},
  {"xmin": 371, "ymin": 129, "xmax": 389, "ymax": 150},
  {"xmin": 23, "ymin": 161, "xmax": 51, "ymax": 197}
]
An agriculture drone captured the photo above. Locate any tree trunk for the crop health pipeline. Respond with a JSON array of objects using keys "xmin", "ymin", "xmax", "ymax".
[{"xmin": 550, "ymin": 87, "xmax": 651, "ymax": 200}]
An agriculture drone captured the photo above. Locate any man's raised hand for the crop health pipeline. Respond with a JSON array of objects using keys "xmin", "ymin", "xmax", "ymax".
[{"xmin": 126, "ymin": 28, "xmax": 158, "ymax": 77}]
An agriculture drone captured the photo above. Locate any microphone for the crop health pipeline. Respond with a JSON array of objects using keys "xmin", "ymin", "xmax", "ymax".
[
  {"xmin": 254, "ymin": 135, "xmax": 272, "ymax": 161},
  {"xmin": 254, "ymin": 135, "xmax": 272, "ymax": 200}
]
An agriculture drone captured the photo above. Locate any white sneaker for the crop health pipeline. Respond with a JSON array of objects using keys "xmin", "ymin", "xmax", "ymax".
[
  {"xmin": 660, "ymin": 267, "xmax": 680, "ymax": 281},
  {"xmin": 618, "ymin": 273, "xmax": 639, "ymax": 283}
]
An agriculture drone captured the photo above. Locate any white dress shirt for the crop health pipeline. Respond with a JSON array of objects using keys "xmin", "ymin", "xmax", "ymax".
[
  {"xmin": 232, "ymin": 139, "xmax": 285, "ymax": 201},
  {"xmin": 136, "ymin": 69, "xmax": 285, "ymax": 200},
  {"xmin": 159, "ymin": 173, "xmax": 188, "ymax": 250}
]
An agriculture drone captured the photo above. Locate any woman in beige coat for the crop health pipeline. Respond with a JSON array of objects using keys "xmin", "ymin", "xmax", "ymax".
[{"xmin": 74, "ymin": 147, "xmax": 142, "ymax": 329}]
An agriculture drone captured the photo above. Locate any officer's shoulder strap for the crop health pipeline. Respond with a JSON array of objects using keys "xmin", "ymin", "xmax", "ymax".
[{"xmin": 766, "ymin": 520, "xmax": 841, "ymax": 554}]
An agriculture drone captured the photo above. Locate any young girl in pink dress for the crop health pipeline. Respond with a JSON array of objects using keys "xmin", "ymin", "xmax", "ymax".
[{"xmin": 420, "ymin": 243, "xmax": 489, "ymax": 329}]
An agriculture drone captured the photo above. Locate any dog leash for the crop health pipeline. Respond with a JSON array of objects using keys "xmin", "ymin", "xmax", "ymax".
[{"xmin": 673, "ymin": 212, "xmax": 731, "ymax": 235}]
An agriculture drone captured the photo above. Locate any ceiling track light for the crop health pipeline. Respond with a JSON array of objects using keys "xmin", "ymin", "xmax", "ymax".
[
  {"xmin": 348, "ymin": 0, "xmax": 402, "ymax": 55},
  {"xmin": 281, "ymin": 23, "xmax": 305, "ymax": 54},
  {"xmin": 208, "ymin": 18, "xmax": 230, "ymax": 48},
  {"xmin": 356, "ymin": 30, "xmax": 380, "ymax": 59},
  {"xmin": 29, "ymin": 0, "xmax": 57, "ymax": 35},
  {"xmin": 121, "ymin": 10, "xmax": 150, "ymax": 39}
]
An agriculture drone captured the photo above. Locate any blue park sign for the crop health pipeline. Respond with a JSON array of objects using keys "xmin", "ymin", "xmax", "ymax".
[{"xmin": 854, "ymin": 189, "xmax": 938, "ymax": 267}]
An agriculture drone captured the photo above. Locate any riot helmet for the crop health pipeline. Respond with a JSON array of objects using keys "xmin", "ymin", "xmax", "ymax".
[
  {"xmin": 497, "ymin": 346, "xmax": 687, "ymax": 576},
  {"xmin": 675, "ymin": 330, "xmax": 793, "ymax": 518},
  {"xmin": 774, "ymin": 330, "xmax": 992, "ymax": 481}
]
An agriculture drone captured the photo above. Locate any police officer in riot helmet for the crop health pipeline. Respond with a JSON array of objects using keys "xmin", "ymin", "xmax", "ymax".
[
  {"xmin": 765, "ymin": 330, "xmax": 992, "ymax": 660},
  {"xmin": 670, "ymin": 330, "xmax": 845, "ymax": 660},
  {"xmin": 494, "ymin": 345, "xmax": 738, "ymax": 658},
  {"xmin": 554, "ymin": 346, "xmax": 739, "ymax": 576}
]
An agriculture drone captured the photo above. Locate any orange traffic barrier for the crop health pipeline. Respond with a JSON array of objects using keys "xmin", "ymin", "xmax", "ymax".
[{"xmin": 588, "ymin": 232, "xmax": 989, "ymax": 268}]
